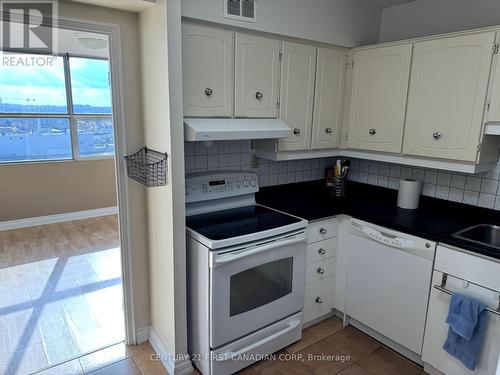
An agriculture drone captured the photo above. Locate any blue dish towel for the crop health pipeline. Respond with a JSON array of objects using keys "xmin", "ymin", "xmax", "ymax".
[{"xmin": 443, "ymin": 293, "xmax": 487, "ymax": 370}]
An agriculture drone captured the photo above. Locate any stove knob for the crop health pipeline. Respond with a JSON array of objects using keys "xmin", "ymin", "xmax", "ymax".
[
  {"xmin": 235, "ymin": 180, "xmax": 241, "ymax": 188},
  {"xmin": 243, "ymin": 179, "xmax": 249, "ymax": 187},
  {"xmin": 250, "ymin": 179, "xmax": 256, "ymax": 187}
]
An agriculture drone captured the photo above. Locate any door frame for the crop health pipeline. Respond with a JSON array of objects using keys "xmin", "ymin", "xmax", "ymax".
[{"xmin": 55, "ymin": 16, "xmax": 137, "ymax": 345}]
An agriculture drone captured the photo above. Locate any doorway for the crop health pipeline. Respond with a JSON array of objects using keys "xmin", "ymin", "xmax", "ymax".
[{"xmin": 0, "ymin": 20, "xmax": 133, "ymax": 374}]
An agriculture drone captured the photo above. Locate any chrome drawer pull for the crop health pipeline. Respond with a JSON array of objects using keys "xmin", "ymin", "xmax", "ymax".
[
  {"xmin": 315, "ymin": 297, "xmax": 323, "ymax": 304},
  {"xmin": 317, "ymin": 267, "xmax": 325, "ymax": 274},
  {"xmin": 318, "ymin": 248, "xmax": 326, "ymax": 255},
  {"xmin": 204, "ymin": 88, "xmax": 213, "ymax": 96},
  {"xmin": 319, "ymin": 228, "xmax": 327, "ymax": 234}
]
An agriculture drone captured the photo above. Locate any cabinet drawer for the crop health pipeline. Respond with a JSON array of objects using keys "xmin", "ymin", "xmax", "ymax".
[
  {"xmin": 306, "ymin": 257, "xmax": 336, "ymax": 284},
  {"xmin": 304, "ymin": 276, "xmax": 335, "ymax": 324},
  {"xmin": 307, "ymin": 219, "xmax": 337, "ymax": 243},
  {"xmin": 306, "ymin": 238, "xmax": 337, "ymax": 264}
]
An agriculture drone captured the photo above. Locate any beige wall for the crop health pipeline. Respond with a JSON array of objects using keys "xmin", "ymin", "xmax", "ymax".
[
  {"xmin": 0, "ymin": 159, "xmax": 116, "ymax": 221},
  {"xmin": 57, "ymin": 0, "xmax": 151, "ymax": 334}
]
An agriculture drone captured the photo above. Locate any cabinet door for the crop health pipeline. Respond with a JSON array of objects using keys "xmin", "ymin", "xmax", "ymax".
[
  {"xmin": 486, "ymin": 38, "xmax": 500, "ymax": 123},
  {"xmin": 311, "ymin": 48, "xmax": 346, "ymax": 149},
  {"xmin": 182, "ymin": 23, "xmax": 233, "ymax": 117},
  {"xmin": 347, "ymin": 44, "xmax": 412, "ymax": 153},
  {"xmin": 403, "ymin": 32, "xmax": 495, "ymax": 162},
  {"xmin": 277, "ymin": 42, "xmax": 317, "ymax": 151},
  {"xmin": 235, "ymin": 33, "xmax": 280, "ymax": 118}
]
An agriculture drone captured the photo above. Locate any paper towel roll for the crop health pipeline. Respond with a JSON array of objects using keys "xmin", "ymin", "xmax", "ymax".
[{"xmin": 397, "ymin": 179, "xmax": 422, "ymax": 209}]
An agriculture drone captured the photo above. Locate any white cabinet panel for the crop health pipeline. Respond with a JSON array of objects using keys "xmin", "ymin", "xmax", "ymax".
[
  {"xmin": 403, "ymin": 32, "xmax": 495, "ymax": 162},
  {"xmin": 304, "ymin": 276, "xmax": 335, "ymax": 324},
  {"xmin": 182, "ymin": 23, "xmax": 233, "ymax": 117},
  {"xmin": 306, "ymin": 238, "xmax": 337, "ymax": 265},
  {"xmin": 307, "ymin": 218, "xmax": 337, "ymax": 243},
  {"xmin": 311, "ymin": 48, "xmax": 347, "ymax": 150},
  {"xmin": 306, "ymin": 257, "xmax": 336, "ymax": 284},
  {"xmin": 347, "ymin": 44, "xmax": 412, "ymax": 153},
  {"xmin": 277, "ymin": 42, "xmax": 317, "ymax": 151},
  {"xmin": 486, "ymin": 39, "xmax": 500, "ymax": 123},
  {"xmin": 235, "ymin": 33, "xmax": 280, "ymax": 118}
]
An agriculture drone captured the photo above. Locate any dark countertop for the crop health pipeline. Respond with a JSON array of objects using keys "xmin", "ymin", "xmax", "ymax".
[{"xmin": 256, "ymin": 180, "xmax": 500, "ymax": 261}]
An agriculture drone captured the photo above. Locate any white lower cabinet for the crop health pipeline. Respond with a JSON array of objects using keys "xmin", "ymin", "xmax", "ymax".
[
  {"xmin": 303, "ymin": 218, "xmax": 337, "ymax": 324},
  {"xmin": 422, "ymin": 245, "xmax": 500, "ymax": 375}
]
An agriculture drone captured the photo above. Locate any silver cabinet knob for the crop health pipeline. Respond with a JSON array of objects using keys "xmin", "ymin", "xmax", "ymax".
[
  {"xmin": 317, "ymin": 267, "xmax": 325, "ymax": 274},
  {"xmin": 255, "ymin": 91, "xmax": 263, "ymax": 100},
  {"xmin": 293, "ymin": 128, "xmax": 301, "ymax": 135},
  {"xmin": 325, "ymin": 127, "xmax": 333, "ymax": 134},
  {"xmin": 318, "ymin": 248, "xmax": 326, "ymax": 255},
  {"xmin": 433, "ymin": 131, "xmax": 442, "ymax": 140},
  {"xmin": 319, "ymin": 228, "xmax": 327, "ymax": 234},
  {"xmin": 204, "ymin": 88, "xmax": 213, "ymax": 96},
  {"xmin": 369, "ymin": 128, "xmax": 376, "ymax": 136},
  {"xmin": 425, "ymin": 243, "xmax": 431, "ymax": 248},
  {"xmin": 315, "ymin": 297, "xmax": 323, "ymax": 304}
]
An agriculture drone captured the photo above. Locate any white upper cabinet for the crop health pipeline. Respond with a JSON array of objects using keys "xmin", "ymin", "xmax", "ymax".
[
  {"xmin": 234, "ymin": 33, "xmax": 280, "ymax": 118},
  {"xmin": 403, "ymin": 32, "xmax": 496, "ymax": 162},
  {"xmin": 182, "ymin": 23, "xmax": 233, "ymax": 117},
  {"xmin": 347, "ymin": 44, "xmax": 412, "ymax": 153},
  {"xmin": 486, "ymin": 38, "xmax": 500, "ymax": 124},
  {"xmin": 311, "ymin": 48, "xmax": 347, "ymax": 149},
  {"xmin": 278, "ymin": 42, "xmax": 317, "ymax": 151}
]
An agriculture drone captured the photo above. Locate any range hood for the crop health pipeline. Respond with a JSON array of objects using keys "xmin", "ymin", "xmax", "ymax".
[{"xmin": 184, "ymin": 118, "xmax": 292, "ymax": 141}]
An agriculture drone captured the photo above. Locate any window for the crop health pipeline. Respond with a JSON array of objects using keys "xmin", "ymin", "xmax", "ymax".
[{"xmin": 0, "ymin": 53, "xmax": 113, "ymax": 163}]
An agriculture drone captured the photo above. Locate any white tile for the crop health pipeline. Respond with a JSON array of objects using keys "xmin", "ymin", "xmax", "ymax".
[
  {"xmin": 230, "ymin": 154, "xmax": 241, "ymax": 167},
  {"xmin": 195, "ymin": 142, "xmax": 208, "ymax": 155},
  {"xmin": 435, "ymin": 185, "xmax": 450, "ymax": 200},
  {"xmin": 219, "ymin": 141, "xmax": 231, "ymax": 154},
  {"xmin": 368, "ymin": 161, "xmax": 379, "ymax": 174},
  {"xmin": 389, "ymin": 165, "xmax": 401, "ymax": 178},
  {"xmin": 464, "ymin": 176, "xmax": 481, "ymax": 192},
  {"xmin": 240, "ymin": 140, "xmax": 252, "ymax": 152},
  {"xmin": 478, "ymin": 193, "xmax": 495, "ymax": 209},
  {"xmin": 359, "ymin": 172, "xmax": 369, "ymax": 184},
  {"xmin": 303, "ymin": 159, "xmax": 312, "ymax": 172},
  {"xmin": 359, "ymin": 160, "xmax": 369, "ymax": 172},
  {"xmin": 311, "ymin": 159, "xmax": 320, "ymax": 170},
  {"xmin": 185, "ymin": 156, "xmax": 196, "ymax": 171},
  {"xmin": 259, "ymin": 175, "xmax": 270, "ymax": 187},
  {"xmin": 184, "ymin": 142, "xmax": 195, "ymax": 156},
  {"xmin": 206, "ymin": 142, "xmax": 220, "ymax": 155},
  {"xmin": 294, "ymin": 171, "xmax": 304, "ymax": 182},
  {"xmin": 207, "ymin": 154, "xmax": 219, "ymax": 169},
  {"xmin": 411, "ymin": 168, "xmax": 425, "ymax": 180},
  {"xmin": 270, "ymin": 161, "xmax": 280, "ymax": 174},
  {"xmin": 482, "ymin": 164, "xmax": 500, "ymax": 180},
  {"xmin": 494, "ymin": 196, "xmax": 500, "ymax": 211},
  {"xmin": 195, "ymin": 155, "xmax": 207, "ymax": 171},
  {"xmin": 270, "ymin": 175, "xmax": 279, "ymax": 185},
  {"xmin": 279, "ymin": 174, "xmax": 287, "ymax": 184},
  {"xmin": 286, "ymin": 174, "xmax": 295, "ymax": 184},
  {"xmin": 449, "ymin": 188, "xmax": 464, "ymax": 202},
  {"xmin": 296, "ymin": 160, "xmax": 305, "ymax": 171},
  {"xmin": 437, "ymin": 172, "xmax": 452, "ymax": 186},
  {"xmin": 388, "ymin": 177, "xmax": 399, "ymax": 190},
  {"xmin": 379, "ymin": 163, "xmax": 390, "ymax": 176},
  {"xmin": 462, "ymin": 190, "xmax": 479, "ymax": 206},
  {"xmin": 422, "ymin": 183, "xmax": 436, "ymax": 197},
  {"xmin": 368, "ymin": 173, "xmax": 378, "ymax": 185},
  {"xmin": 287, "ymin": 161, "xmax": 297, "ymax": 173},
  {"xmin": 424, "ymin": 170, "xmax": 438, "ymax": 184},
  {"xmin": 450, "ymin": 174, "xmax": 466, "ymax": 189},
  {"xmin": 219, "ymin": 154, "xmax": 231, "ymax": 168},
  {"xmin": 230, "ymin": 141, "xmax": 241, "ymax": 153},
  {"xmin": 377, "ymin": 175, "xmax": 388, "ymax": 187},
  {"xmin": 480, "ymin": 178, "xmax": 498, "ymax": 194},
  {"xmin": 260, "ymin": 162, "xmax": 270, "ymax": 175},
  {"xmin": 400, "ymin": 167, "xmax": 412, "ymax": 179},
  {"xmin": 303, "ymin": 171, "xmax": 312, "ymax": 180}
]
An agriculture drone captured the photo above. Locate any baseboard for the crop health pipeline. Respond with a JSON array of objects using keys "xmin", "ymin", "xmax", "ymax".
[
  {"xmin": 136, "ymin": 326, "xmax": 150, "ymax": 344},
  {"xmin": 0, "ymin": 206, "xmax": 118, "ymax": 231},
  {"xmin": 149, "ymin": 327, "xmax": 193, "ymax": 375}
]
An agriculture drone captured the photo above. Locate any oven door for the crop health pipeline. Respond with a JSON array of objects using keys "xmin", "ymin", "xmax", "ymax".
[{"xmin": 210, "ymin": 230, "xmax": 306, "ymax": 348}]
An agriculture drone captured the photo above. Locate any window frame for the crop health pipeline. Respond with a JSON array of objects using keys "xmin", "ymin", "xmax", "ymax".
[{"xmin": 0, "ymin": 52, "xmax": 114, "ymax": 165}]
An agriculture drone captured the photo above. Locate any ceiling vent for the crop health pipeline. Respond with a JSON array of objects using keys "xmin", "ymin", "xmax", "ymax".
[{"xmin": 224, "ymin": 0, "xmax": 256, "ymax": 22}]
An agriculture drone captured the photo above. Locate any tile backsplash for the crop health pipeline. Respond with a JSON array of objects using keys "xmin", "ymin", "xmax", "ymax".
[
  {"xmin": 184, "ymin": 141, "xmax": 335, "ymax": 187},
  {"xmin": 184, "ymin": 141, "xmax": 500, "ymax": 211},
  {"xmin": 348, "ymin": 159, "xmax": 500, "ymax": 210}
]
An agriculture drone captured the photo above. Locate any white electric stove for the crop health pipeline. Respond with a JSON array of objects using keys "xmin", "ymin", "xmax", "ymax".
[{"xmin": 185, "ymin": 171, "xmax": 307, "ymax": 375}]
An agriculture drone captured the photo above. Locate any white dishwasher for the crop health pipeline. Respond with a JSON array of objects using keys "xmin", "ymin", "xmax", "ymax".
[{"xmin": 346, "ymin": 219, "xmax": 436, "ymax": 355}]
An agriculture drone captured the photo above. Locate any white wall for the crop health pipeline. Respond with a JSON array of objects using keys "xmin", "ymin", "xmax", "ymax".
[
  {"xmin": 380, "ymin": 0, "xmax": 500, "ymax": 42},
  {"xmin": 181, "ymin": 0, "xmax": 382, "ymax": 47},
  {"xmin": 140, "ymin": 0, "xmax": 189, "ymax": 368}
]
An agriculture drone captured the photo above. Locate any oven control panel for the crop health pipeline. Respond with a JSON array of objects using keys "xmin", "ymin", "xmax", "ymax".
[{"xmin": 185, "ymin": 172, "xmax": 259, "ymax": 203}]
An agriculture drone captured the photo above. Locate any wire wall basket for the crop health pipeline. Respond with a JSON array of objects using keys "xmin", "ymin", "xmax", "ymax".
[{"xmin": 125, "ymin": 147, "xmax": 168, "ymax": 187}]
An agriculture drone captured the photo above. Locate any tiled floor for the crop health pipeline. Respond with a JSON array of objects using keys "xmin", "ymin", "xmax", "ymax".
[
  {"xmin": 195, "ymin": 317, "xmax": 427, "ymax": 375},
  {"xmin": 0, "ymin": 215, "xmax": 125, "ymax": 374}
]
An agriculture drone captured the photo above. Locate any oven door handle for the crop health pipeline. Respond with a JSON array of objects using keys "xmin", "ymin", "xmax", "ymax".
[
  {"xmin": 212, "ymin": 234, "xmax": 306, "ymax": 267},
  {"xmin": 217, "ymin": 319, "xmax": 301, "ymax": 361}
]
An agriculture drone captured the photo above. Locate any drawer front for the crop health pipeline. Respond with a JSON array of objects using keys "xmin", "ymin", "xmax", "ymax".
[
  {"xmin": 306, "ymin": 257, "xmax": 336, "ymax": 284},
  {"xmin": 304, "ymin": 276, "xmax": 335, "ymax": 323},
  {"xmin": 307, "ymin": 219, "xmax": 337, "ymax": 243},
  {"xmin": 306, "ymin": 238, "xmax": 337, "ymax": 264}
]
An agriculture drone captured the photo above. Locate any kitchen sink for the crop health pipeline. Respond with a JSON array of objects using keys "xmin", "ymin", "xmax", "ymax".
[{"xmin": 452, "ymin": 224, "xmax": 500, "ymax": 250}]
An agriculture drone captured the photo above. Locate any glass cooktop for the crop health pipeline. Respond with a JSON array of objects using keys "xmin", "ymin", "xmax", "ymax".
[{"xmin": 186, "ymin": 205, "xmax": 301, "ymax": 241}]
